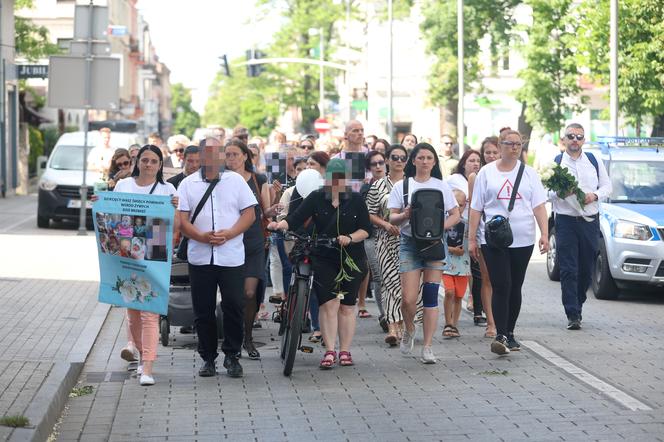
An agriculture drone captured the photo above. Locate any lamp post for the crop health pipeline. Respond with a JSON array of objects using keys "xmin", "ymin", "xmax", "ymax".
[
  {"xmin": 609, "ymin": 0, "xmax": 618, "ymax": 136},
  {"xmin": 387, "ymin": 0, "xmax": 393, "ymax": 141},
  {"xmin": 308, "ymin": 27, "xmax": 325, "ymax": 117},
  {"xmin": 457, "ymin": 0, "xmax": 465, "ymax": 155}
]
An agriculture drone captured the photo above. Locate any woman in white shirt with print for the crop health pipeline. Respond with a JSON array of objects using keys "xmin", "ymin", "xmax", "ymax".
[{"xmin": 468, "ymin": 130, "xmax": 549, "ymax": 356}]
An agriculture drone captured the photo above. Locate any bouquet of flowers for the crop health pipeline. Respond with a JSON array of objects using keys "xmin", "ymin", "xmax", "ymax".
[
  {"xmin": 114, "ymin": 273, "xmax": 157, "ymax": 304},
  {"xmin": 539, "ymin": 162, "xmax": 587, "ymax": 209}
]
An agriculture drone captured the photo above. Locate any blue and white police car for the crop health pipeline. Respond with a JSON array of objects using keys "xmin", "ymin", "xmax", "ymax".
[{"xmin": 547, "ymin": 137, "xmax": 664, "ymax": 299}]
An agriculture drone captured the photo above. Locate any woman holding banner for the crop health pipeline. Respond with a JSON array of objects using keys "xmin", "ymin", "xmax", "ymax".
[{"xmin": 95, "ymin": 144, "xmax": 178, "ymax": 386}]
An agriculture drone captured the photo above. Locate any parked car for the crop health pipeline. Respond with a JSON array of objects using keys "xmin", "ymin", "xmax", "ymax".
[
  {"xmin": 546, "ymin": 137, "xmax": 664, "ymax": 299},
  {"xmin": 37, "ymin": 131, "xmax": 139, "ymax": 228}
]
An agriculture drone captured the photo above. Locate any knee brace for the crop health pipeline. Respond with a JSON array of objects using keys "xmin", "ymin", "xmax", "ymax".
[{"xmin": 422, "ymin": 282, "xmax": 440, "ymax": 308}]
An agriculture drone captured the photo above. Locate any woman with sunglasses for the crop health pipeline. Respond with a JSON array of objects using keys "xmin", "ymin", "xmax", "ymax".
[
  {"xmin": 366, "ymin": 144, "xmax": 408, "ymax": 345},
  {"xmin": 223, "ymin": 138, "xmax": 273, "ymax": 360},
  {"xmin": 357, "ymin": 151, "xmax": 387, "ymax": 323},
  {"xmin": 94, "ymin": 145, "xmax": 178, "ymax": 386},
  {"xmin": 107, "ymin": 148, "xmax": 132, "ymax": 191},
  {"xmin": 388, "ymin": 143, "xmax": 460, "ymax": 363},
  {"xmin": 269, "ymin": 158, "xmax": 371, "ymax": 369},
  {"xmin": 468, "ymin": 130, "xmax": 549, "ymax": 355},
  {"xmin": 466, "ymin": 136, "xmax": 500, "ymax": 337},
  {"xmin": 300, "ymin": 138, "xmax": 316, "ymax": 153}
]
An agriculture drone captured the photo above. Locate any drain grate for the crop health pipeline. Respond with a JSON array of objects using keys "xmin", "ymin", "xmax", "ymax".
[{"xmin": 85, "ymin": 371, "xmax": 131, "ymax": 383}]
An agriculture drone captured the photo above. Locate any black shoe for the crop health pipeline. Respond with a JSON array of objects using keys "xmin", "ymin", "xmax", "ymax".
[
  {"xmin": 252, "ymin": 321, "xmax": 262, "ymax": 329},
  {"xmin": 506, "ymin": 333, "xmax": 521, "ymax": 351},
  {"xmin": 180, "ymin": 326, "xmax": 194, "ymax": 334},
  {"xmin": 379, "ymin": 315, "xmax": 389, "ymax": 333},
  {"xmin": 223, "ymin": 355, "xmax": 244, "ymax": 378},
  {"xmin": 243, "ymin": 340, "xmax": 261, "ymax": 360},
  {"xmin": 473, "ymin": 316, "xmax": 487, "ymax": 326},
  {"xmin": 198, "ymin": 360, "xmax": 216, "ymax": 377},
  {"xmin": 567, "ymin": 319, "xmax": 581, "ymax": 330},
  {"xmin": 490, "ymin": 335, "xmax": 510, "ymax": 355}
]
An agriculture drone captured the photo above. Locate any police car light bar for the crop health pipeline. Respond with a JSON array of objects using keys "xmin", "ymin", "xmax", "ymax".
[{"xmin": 596, "ymin": 136, "xmax": 664, "ymax": 145}]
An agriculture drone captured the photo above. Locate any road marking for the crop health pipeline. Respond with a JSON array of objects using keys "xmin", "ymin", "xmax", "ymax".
[
  {"xmin": 522, "ymin": 340, "xmax": 652, "ymax": 411},
  {"xmin": 0, "ymin": 214, "xmax": 36, "ymax": 233}
]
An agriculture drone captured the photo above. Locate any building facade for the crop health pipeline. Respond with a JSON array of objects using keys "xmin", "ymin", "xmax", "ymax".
[{"xmin": 1, "ymin": 0, "xmax": 20, "ymax": 197}]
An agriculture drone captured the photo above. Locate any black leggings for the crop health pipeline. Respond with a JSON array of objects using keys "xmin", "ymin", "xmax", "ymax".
[
  {"xmin": 481, "ymin": 245, "xmax": 534, "ymax": 337},
  {"xmin": 470, "ymin": 259, "xmax": 484, "ymax": 317}
]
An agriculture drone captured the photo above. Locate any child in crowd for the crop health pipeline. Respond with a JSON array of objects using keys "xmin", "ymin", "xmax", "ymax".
[{"xmin": 442, "ymin": 190, "xmax": 471, "ymax": 338}]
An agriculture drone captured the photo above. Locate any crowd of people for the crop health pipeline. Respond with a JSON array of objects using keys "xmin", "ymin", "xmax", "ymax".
[{"xmin": 89, "ymin": 119, "xmax": 607, "ymax": 384}]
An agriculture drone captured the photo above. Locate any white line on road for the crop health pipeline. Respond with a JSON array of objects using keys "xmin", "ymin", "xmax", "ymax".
[
  {"xmin": 0, "ymin": 214, "xmax": 36, "ymax": 233},
  {"xmin": 522, "ymin": 340, "xmax": 652, "ymax": 411}
]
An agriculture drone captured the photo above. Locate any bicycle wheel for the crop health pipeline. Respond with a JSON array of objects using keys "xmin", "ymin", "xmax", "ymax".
[{"xmin": 282, "ymin": 277, "xmax": 309, "ymax": 376}]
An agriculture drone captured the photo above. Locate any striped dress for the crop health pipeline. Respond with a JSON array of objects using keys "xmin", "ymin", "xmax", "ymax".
[{"xmin": 366, "ymin": 176, "xmax": 404, "ymax": 324}]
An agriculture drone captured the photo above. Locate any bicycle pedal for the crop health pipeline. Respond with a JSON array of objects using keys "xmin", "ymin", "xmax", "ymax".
[{"xmin": 299, "ymin": 346, "xmax": 314, "ymax": 353}]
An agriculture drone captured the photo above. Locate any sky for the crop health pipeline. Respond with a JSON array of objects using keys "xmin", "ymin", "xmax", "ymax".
[{"xmin": 135, "ymin": 0, "xmax": 281, "ymax": 114}]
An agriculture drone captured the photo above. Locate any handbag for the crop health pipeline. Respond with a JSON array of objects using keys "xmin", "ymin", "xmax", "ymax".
[
  {"xmin": 484, "ymin": 162, "xmax": 525, "ymax": 249},
  {"xmin": 176, "ymin": 178, "xmax": 219, "ymax": 261},
  {"xmin": 403, "ymin": 177, "xmax": 446, "ymax": 261}
]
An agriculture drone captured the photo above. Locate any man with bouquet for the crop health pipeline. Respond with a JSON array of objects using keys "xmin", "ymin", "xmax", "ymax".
[{"xmin": 546, "ymin": 123, "xmax": 612, "ymax": 330}]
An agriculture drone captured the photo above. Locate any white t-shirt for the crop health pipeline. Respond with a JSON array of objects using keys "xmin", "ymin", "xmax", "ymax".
[
  {"xmin": 177, "ymin": 170, "xmax": 257, "ymax": 267},
  {"xmin": 113, "ymin": 177, "xmax": 176, "ymax": 196},
  {"xmin": 470, "ymin": 161, "xmax": 547, "ymax": 247},
  {"xmin": 88, "ymin": 145, "xmax": 117, "ymax": 172},
  {"xmin": 387, "ymin": 176, "xmax": 458, "ymax": 237}
]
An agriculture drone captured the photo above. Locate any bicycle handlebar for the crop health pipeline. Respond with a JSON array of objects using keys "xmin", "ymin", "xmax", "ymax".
[{"xmin": 280, "ymin": 230, "xmax": 338, "ymax": 248}]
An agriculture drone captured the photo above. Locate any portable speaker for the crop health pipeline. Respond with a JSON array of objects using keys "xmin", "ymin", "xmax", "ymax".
[{"xmin": 410, "ymin": 188, "xmax": 444, "ymax": 240}]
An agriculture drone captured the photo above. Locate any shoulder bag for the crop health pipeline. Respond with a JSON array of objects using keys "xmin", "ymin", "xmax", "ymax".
[
  {"xmin": 404, "ymin": 177, "xmax": 446, "ymax": 261},
  {"xmin": 176, "ymin": 179, "xmax": 219, "ymax": 261},
  {"xmin": 484, "ymin": 162, "xmax": 525, "ymax": 249}
]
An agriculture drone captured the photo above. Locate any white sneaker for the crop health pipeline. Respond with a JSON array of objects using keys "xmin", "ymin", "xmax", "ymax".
[
  {"xmin": 420, "ymin": 346, "xmax": 437, "ymax": 364},
  {"xmin": 139, "ymin": 374, "xmax": 155, "ymax": 386},
  {"xmin": 400, "ymin": 330, "xmax": 415, "ymax": 355},
  {"xmin": 136, "ymin": 364, "xmax": 144, "ymax": 375},
  {"xmin": 120, "ymin": 345, "xmax": 139, "ymax": 362}
]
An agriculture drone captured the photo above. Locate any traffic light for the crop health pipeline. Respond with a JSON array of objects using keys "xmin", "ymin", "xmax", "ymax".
[
  {"xmin": 246, "ymin": 49, "xmax": 266, "ymax": 77},
  {"xmin": 219, "ymin": 54, "xmax": 231, "ymax": 76}
]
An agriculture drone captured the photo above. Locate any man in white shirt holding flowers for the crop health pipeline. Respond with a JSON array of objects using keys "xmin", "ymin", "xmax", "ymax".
[{"xmin": 549, "ymin": 123, "xmax": 612, "ymax": 330}]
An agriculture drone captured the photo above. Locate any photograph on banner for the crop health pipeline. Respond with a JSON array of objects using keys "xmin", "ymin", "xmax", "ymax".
[{"xmin": 93, "ymin": 191, "xmax": 174, "ymax": 315}]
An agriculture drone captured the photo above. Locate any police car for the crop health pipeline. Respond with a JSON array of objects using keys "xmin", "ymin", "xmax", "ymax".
[{"xmin": 546, "ymin": 137, "xmax": 664, "ymax": 299}]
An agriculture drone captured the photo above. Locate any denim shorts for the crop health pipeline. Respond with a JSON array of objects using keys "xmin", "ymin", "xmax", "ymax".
[{"xmin": 399, "ymin": 235, "xmax": 446, "ymax": 273}]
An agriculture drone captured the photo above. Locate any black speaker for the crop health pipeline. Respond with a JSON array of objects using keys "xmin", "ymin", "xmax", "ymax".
[{"xmin": 410, "ymin": 189, "xmax": 444, "ymax": 240}]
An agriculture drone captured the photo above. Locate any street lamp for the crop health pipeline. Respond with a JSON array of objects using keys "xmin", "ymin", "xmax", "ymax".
[{"xmin": 457, "ymin": 0, "xmax": 464, "ymax": 155}]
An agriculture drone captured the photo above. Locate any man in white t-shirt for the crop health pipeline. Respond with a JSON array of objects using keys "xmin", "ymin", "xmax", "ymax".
[
  {"xmin": 333, "ymin": 120, "xmax": 370, "ymax": 192},
  {"xmin": 87, "ymin": 127, "xmax": 116, "ymax": 175},
  {"xmin": 177, "ymin": 137, "xmax": 257, "ymax": 378},
  {"xmin": 550, "ymin": 123, "xmax": 611, "ymax": 330}
]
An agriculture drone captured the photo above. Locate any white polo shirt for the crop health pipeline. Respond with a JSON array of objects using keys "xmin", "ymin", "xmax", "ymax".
[{"xmin": 177, "ymin": 170, "xmax": 257, "ymax": 267}]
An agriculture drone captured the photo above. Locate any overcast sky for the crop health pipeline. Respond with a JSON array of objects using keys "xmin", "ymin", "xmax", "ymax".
[{"xmin": 136, "ymin": 0, "xmax": 280, "ymax": 114}]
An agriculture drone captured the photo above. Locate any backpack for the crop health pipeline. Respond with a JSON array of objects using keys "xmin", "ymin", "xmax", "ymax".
[{"xmin": 554, "ymin": 152, "xmax": 599, "ymax": 181}]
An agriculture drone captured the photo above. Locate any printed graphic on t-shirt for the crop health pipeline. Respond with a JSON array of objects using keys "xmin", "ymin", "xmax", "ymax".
[
  {"xmin": 497, "ymin": 179, "xmax": 523, "ymax": 200},
  {"xmin": 446, "ymin": 220, "xmax": 465, "ymax": 248}
]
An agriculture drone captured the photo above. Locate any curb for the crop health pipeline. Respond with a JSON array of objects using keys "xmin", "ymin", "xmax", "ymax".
[{"xmin": 9, "ymin": 302, "xmax": 111, "ymax": 442}]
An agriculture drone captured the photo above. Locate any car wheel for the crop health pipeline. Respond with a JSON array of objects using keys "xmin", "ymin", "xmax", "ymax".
[
  {"xmin": 37, "ymin": 215, "xmax": 50, "ymax": 228},
  {"xmin": 592, "ymin": 240, "xmax": 619, "ymax": 300},
  {"xmin": 546, "ymin": 227, "xmax": 560, "ymax": 281}
]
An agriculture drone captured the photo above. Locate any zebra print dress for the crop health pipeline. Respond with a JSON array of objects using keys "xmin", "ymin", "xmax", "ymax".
[{"xmin": 366, "ymin": 176, "xmax": 403, "ymax": 324}]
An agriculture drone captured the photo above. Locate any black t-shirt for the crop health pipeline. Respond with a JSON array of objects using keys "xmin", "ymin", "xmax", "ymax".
[
  {"xmin": 446, "ymin": 219, "xmax": 465, "ymax": 248},
  {"xmin": 167, "ymin": 172, "xmax": 186, "ymax": 189},
  {"xmin": 244, "ymin": 173, "xmax": 268, "ymax": 254},
  {"xmin": 285, "ymin": 189, "xmax": 371, "ymax": 262}
]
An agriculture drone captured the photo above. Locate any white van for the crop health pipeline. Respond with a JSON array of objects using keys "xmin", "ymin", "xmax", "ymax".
[{"xmin": 37, "ymin": 131, "xmax": 139, "ymax": 228}]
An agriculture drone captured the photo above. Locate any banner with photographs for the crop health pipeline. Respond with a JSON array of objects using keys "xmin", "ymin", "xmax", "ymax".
[{"xmin": 93, "ymin": 191, "xmax": 174, "ymax": 315}]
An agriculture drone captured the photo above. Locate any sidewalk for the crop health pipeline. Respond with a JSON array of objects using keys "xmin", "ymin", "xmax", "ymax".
[
  {"xmin": 0, "ymin": 278, "xmax": 107, "ymax": 442},
  {"xmin": 53, "ymin": 297, "xmax": 663, "ymax": 442}
]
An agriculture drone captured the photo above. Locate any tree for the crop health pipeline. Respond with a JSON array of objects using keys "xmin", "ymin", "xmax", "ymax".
[
  {"xmin": 420, "ymin": 0, "xmax": 520, "ymax": 137},
  {"xmin": 576, "ymin": 0, "xmax": 664, "ymax": 136},
  {"xmin": 15, "ymin": 0, "xmax": 61, "ymax": 61},
  {"xmin": 170, "ymin": 83, "xmax": 200, "ymax": 138},
  {"xmin": 203, "ymin": 57, "xmax": 280, "ymax": 137},
  {"xmin": 515, "ymin": 0, "xmax": 586, "ymax": 137}
]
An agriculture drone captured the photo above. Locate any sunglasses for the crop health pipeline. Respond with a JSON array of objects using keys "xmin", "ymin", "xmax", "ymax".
[
  {"xmin": 370, "ymin": 160, "xmax": 385, "ymax": 167},
  {"xmin": 565, "ymin": 134, "xmax": 585, "ymax": 141},
  {"xmin": 390, "ymin": 155, "xmax": 407, "ymax": 162},
  {"xmin": 174, "ymin": 148, "xmax": 185, "ymax": 153},
  {"xmin": 140, "ymin": 157, "xmax": 160, "ymax": 165},
  {"xmin": 302, "ymin": 144, "xmax": 315, "ymax": 151},
  {"xmin": 117, "ymin": 160, "xmax": 131, "ymax": 167},
  {"xmin": 501, "ymin": 141, "xmax": 523, "ymax": 148}
]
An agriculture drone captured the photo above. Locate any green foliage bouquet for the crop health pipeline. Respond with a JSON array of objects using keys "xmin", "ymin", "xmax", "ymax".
[{"xmin": 539, "ymin": 162, "xmax": 587, "ymax": 209}]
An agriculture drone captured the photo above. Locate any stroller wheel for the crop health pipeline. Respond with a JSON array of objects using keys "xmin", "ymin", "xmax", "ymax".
[{"xmin": 160, "ymin": 317, "xmax": 170, "ymax": 347}]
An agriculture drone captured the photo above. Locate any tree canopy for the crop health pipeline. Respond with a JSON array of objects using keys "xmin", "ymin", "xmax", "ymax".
[{"xmin": 170, "ymin": 83, "xmax": 201, "ymax": 138}]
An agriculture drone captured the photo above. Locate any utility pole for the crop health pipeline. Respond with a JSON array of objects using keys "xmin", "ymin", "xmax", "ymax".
[
  {"xmin": 387, "ymin": 0, "xmax": 393, "ymax": 142},
  {"xmin": 457, "ymin": 0, "xmax": 465, "ymax": 155},
  {"xmin": 609, "ymin": 0, "xmax": 618, "ymax": 136},
  {"xmin": 345, "ymin": 0, "xmax": 351, "ymax": 121},
  {"xmin": 78, "ymin": 0, "xmax": 95, "ymax": 236}
]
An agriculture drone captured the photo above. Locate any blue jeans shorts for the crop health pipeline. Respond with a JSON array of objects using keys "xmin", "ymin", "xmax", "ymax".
[{"xmin": 399, "ymin": 235, "xmax": 446, "ymax": 273}]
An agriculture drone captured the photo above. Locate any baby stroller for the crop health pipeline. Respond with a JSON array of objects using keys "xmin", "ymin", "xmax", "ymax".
[{"xmin": 160, "ymin": 254, "xmax": 224, "ymax": 346}]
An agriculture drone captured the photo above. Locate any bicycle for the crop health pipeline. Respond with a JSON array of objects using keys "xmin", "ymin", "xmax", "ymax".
[{"xmin": 274, "ymin": 230, "xmax": 337, "ymax": 376}]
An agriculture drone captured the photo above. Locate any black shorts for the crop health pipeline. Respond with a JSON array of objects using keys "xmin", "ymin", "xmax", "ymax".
[{"xmin": 312, "ymin": 256, "xmax": 367, "ymax": 306}]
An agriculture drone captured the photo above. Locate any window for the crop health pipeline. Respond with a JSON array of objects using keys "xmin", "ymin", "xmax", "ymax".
[{"xmin": 57, "ymin": 38, "xmax": 72, "ymax": 50}]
